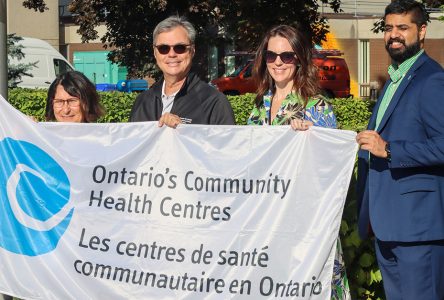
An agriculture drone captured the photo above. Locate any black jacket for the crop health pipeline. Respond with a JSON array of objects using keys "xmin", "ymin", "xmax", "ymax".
[{"xmin": 129, "ymin": 72, "xmax": 235, "ymax": 125}]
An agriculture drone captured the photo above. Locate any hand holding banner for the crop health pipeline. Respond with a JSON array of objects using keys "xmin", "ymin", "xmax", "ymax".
[{"xmin": 0, "ymin": 96, "xmax": 358, "ymax": 299}]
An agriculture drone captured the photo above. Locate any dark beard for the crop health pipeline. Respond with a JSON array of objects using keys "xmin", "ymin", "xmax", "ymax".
[{"xmin": 385, "ymin": 37, "xmax": 421, "ymax": 65}]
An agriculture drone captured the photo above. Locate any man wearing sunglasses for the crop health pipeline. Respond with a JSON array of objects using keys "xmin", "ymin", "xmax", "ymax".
[{"xmin": 130, "ymin": 16, "xmax": 235, "ymax": 128}]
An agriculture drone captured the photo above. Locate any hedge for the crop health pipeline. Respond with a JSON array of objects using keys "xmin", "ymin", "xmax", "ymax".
[
  {"xmin": 7, "ymin": 88, "xmax": 383, "ymax": 299},
  {"xmin": 7, "ymin": 88, "xmax": 136, "ymax": 123}
]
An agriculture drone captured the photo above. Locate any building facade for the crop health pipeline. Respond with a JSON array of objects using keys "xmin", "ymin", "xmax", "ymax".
[
  {"xmin": 320, "ymin": 0, "xmax": 444, "ymax": 97},
  {"xmin": 7, "ymin": 0, "xmax": 444, "ymax": 96}
]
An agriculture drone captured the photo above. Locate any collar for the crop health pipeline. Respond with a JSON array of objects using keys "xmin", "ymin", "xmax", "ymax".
[
  {"xmin": 161, "ymin": 80, "xmax": 180, "ymax": 99},
  {"xmin": 388, "ymin": 49, "xmax": 424, "ymax": 83}
]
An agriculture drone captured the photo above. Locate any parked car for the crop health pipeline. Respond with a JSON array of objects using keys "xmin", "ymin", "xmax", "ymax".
[
  {"xmin": 211, "ymin": 49, "xmax": 351, "ymax": 98},
  {"xmin": 9, "ymin": 37, "xmax": 74, "ymax": 89}
]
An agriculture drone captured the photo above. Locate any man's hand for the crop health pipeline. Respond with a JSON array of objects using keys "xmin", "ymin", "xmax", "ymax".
[
  {"xmin": 158, "ymin": 113, "xmax": 182, "ymax": 128},
  {"xmin": 356, "ymin": 130, "xmax": 388, "ymax": 158}
]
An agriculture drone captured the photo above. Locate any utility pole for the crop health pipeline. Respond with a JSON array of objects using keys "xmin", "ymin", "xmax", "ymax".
[
  {"xmin": 0, "ymin": 0, "xmax": 7, "ymax": 99},
  {"xmin": 2, "ymin": 3, "xmax": 30, "ymax": 300},
  {"xmin": 0, "ymin": 2, "xmax": 10, "ymax": 299}
]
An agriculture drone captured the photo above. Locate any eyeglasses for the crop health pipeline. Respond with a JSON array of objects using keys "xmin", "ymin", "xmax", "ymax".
[
  {"xmin": 265, "ymin": 50, "xmax": 297, "ymax": 64},
  {"xmin": 154, "ymin": 44, "xmax": 191, "ymax": 55},
  {"xmin": 53, "ymin": 98, "xmax": 81, "ymax": 108}
]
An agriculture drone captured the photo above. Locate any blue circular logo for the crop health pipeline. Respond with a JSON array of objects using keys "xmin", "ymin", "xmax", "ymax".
[{"xmin": 0, "ymin": 138, "xmax": 74, "ymax": 256}]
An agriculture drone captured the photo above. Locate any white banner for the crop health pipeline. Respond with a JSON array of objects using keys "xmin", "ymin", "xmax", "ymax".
[{"xmin": 0, "ymin": 96, "xmax": 357, "ymax": 299}]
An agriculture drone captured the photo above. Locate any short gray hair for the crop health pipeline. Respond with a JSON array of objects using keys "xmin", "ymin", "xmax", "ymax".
[{"xmin": 153, "ymin": 16, "xmax": 196, "ymax": 45}]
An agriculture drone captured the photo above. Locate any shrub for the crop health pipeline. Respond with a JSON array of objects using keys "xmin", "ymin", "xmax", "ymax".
[
  {"xmin": 227, "ymin": 93, "xmax": 255, "ymax": 125},
  {"xmin": 331, "ymin": 98, "xmax": 382, "ymax": 300},
  {"xmin": 8, "ymin": 88, "xmax": 47, "ymax": 121},
  {"xmin": 7, "ymin": 88, "xmax": 137, "ymax": 122},
  {"xmin": 7, "ymin": 88, "xmax": 383, "ymax": 299},
  {"xmin": 226, "ymin": 94, "xmax": 376, "ymax": 130},
  {"xmin": 97, "ymin": 92, "xmax": 137, "ymax": 123},
  {"xmin": 331, "ymin": 98, "xmax": 374, "ymax": 131}
]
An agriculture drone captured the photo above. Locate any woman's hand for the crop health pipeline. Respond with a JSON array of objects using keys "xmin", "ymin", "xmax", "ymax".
[
  {"xmin": 290, "ymin": 118, "xmax": 313, "ymax": 131},
  {"xmin": 158, "ymin": 113, "xmax": 182, "ymax": 128}
]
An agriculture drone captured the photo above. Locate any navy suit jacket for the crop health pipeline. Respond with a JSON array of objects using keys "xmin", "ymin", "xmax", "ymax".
[{"xmin": 357, "ymin": 52, "xmax": 444, "ymax": 242}]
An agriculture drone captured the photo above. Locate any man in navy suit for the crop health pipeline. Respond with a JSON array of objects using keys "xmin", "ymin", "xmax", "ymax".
[{"xmin": 356, "ymin": 0, "xmax": 444, "ymax": 298}]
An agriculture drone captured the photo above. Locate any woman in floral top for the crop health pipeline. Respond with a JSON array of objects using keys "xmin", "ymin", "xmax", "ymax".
[{"xmin": 248, "ymin": 25, "xmax": 350, "ymax": 300}]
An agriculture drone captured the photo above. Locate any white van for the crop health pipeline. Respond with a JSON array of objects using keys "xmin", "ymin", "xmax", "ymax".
[{"xmin": 9, "ymin": 37, "xmax": 74, "ymax": 88}]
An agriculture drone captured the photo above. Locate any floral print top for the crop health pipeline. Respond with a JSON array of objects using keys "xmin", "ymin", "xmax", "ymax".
[
  {"xmin": 247, "ymin": 91, "xmax": 337, "ymax": 128},
  {"xmin": 247, "ymin": 91, "xmax": 350, "ymax": 300}
]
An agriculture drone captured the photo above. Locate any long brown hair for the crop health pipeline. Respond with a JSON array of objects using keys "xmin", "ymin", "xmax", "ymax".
[
  {"xmin": 252, "ymin": 25, "xmax": 319, "ymax": 107},
  {"xmin": 46, "ymin": 71, "xmax": 104, "ymax": 122}
]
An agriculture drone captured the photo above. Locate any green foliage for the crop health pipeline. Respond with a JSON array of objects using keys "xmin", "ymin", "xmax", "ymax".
[
  {"xmin": 330, "ymin": 97, "xmax": 382, "ymax": 299},
  {"xmin": 7, "ymin": 88, "xmax": 47, "ymax": 120},
  {"xmin": 7, "ymin": 34, "xmax": 38, "ymax": 88},
  {"xmin": 62, "ymin": 0, "xmax": 341, "ymax": 77},
  {"xmin": 7, "ymin": 89, "xmax": 384, "ymax": 299},
  {"xmin": 340, "ymin": 161, "xmax": 385, "ymax": 300},
  {"xmin": 332, "ymin": 97, "xmax": 383, "ymax": 299},
  {"xmin": 7, "ymin": 88, "xmax": 137, "ymax": 123},
  {"xmin": 219, "ymin": 0, "xmax": 342, "ymax": 50},
  {"xmin": 22, "ymin": 0, "xmax": 48, "ymax": 12},
  {"xmin": 228, "ymin": 94, "xmax": 376, "ymax": 130},
  {"xmin": 331, "ymin": 98, "xmax": 375, "ymax": 131},
  {"xmin": 227, "ymin": 93, "xmax": 255, "ymax": 125},
  {"xmin": 97, "ymin": 92, "xmax": 137, "ymax": 123}
]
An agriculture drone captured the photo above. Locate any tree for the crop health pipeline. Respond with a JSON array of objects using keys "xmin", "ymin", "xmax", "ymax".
[
  {"xmin": 67, "ymin": 0, "xmax": 245, "ymax": 77},
  {"xmin": 22, "ymin": 0, "xmax": 48, "ymax": 12},
  {"xmin": 217, "ymin": 0, "xmax": 341, "ymax": 51},
  {"xmin": 68, "ymin": 0, "xmax": 341, "ymax": 77},
  {"xmin": 24, "ymin": 0, "xmax": 341, "ymax": 78},
  {"xmin": 7, "ymin": 34, "xmax": 37, "ymax": 88},
  {"xmin": 372, "ymin": 0, "xmax": 444, "ymax": 33}
]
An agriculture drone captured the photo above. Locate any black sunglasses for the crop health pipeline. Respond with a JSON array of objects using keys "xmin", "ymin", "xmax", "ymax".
[
  {"xmin": 265, "ymin": 50, "xmax": 297, "ymax": 64},
  {"xmin": 154, "ymin": 44, "xmax": 191, "ymax": 55}
]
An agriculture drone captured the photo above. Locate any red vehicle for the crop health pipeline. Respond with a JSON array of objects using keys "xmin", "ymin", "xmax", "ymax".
[{"xmin": 211, "ymin": 49, "xmax": 351, "ymax": 98}]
